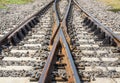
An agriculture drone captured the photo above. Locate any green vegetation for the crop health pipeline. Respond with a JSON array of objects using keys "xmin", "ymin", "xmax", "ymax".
[
  {"xmin": 98, "ymin": 0, "xmax": 120, "ymax": 12},
  {"xmin": 108, "ymin": 8, "xmax": 120, "ymax": 12},
  {"xmin": 0, "ymin": 4, "xmax": 5, "ymax": 8},
  {"xmin": 0, "ymin": 0, "xmax": 33, "ymax": 8}
]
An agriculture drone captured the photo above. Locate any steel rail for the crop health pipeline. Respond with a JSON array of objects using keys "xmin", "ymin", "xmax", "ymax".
[
  {"xmin": 50, "ymin": 0, "xmax": 60, "ymax": 45},
  {"xmin": 59, "ymin": 28, "xmax": 81, "ymax": 83},
  {"xmin": 62, "ymin": 0, "xmax": 72, "ymax": 27},
  {"xmin": 0, "ymin": 0, "xmax": 54, "ymax": 46},
  {"xmin": 39, "ymin": 0, "xmax": 81, "ymax": 82},
  {"xmin": 39, "ymin": 28, "xmax": 81, "ymax": 83},
  {"xmin": 73, "ymin": 0, "xmax": 120, "ymax": 46},
  {"xmin": 53, "ymin": 0, "xmax": 60, "ymax": 28},
  {"xmin": 50, "ymin": 0, "xmax": 71, "ymax": 46},
  {"xmin": 38, "ymin": 29, "xmax": 60, "ymax": 83}
]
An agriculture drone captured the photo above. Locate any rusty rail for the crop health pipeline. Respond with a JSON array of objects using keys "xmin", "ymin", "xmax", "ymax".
[
  {"xmin": 50, "ymin": 0, "xmax": 71, "ymax": 46},
  {"xmin": 0, "ymin": 0, "xmax": 120, "ymax": 82},
  {"xmin": 39, "ymin": 0, "xmax": 81, "ymax": 82},
  {"xmin": 39, "ymin": 0, "xmax": 120, "ymax": 82}
]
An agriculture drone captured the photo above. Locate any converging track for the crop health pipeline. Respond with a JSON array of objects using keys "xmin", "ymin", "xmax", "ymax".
[{"xmin": 0, "ymin": 0, "xmax": 120, "ymax": 83}]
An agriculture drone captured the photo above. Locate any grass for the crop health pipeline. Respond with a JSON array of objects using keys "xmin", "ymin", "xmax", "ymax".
[
  {"xmin": 98, "ymin": 0, "xmax": 120, "ymax": 12},
  {"xmin": 0, "ymin": 0, "xmax": 33, "ymax": 8},
  {"xmin": 0, "ymin": 4, "xmax": 5, "ymax": 8}
]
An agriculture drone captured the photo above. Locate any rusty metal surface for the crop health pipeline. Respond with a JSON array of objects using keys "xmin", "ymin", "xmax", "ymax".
[
  {"xmin": 0, "ymin": 0, "xmax": 120, "ymax": 83},
  {"xmin": 50, "ymin": 0, "xmax": 71, "ymax": 46},
  {"xmin": 39, "ymin": 0, "xmax": 120, "ymax": 82},
  {"xmin": 39, "ymin": 0, "xmax": 81, "ymax": 83},
  {"xmin": 39, "ymin": 27, "xmax": 81, "ymax": 83}
]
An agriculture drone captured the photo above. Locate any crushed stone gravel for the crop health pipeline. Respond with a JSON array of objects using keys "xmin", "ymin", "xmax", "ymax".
[
  {"xmin": 77, "ymin": 0, "xmax": 120, "ymax": 34},
  {"xmin": 0, "ymin": 0, "xmax": 52, "ymax": 36}
]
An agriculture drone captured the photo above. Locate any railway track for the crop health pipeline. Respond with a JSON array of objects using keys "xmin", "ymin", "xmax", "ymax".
[{"xmin": 0, "ymin": 0, "xmax": 120, "ymax": 83}]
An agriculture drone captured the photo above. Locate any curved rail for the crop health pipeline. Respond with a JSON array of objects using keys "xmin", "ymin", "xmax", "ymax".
[
  {"xmin": 1, "ymin": 0, "xmax": 119, "ymax": 82},
  {"xmin": 50, "ymin": 0, "xmax": 71, "ymax": 45},
  {"xmin": 53, "ymin": 0, "xmax": 60, "ymax": 28},
  {"xmin": 39, "ymin": 0, "xmax": 81, "ymax": 82},
  {"xmin": 50, "ymin": 0, "xmax": 60, "ymax": 45},
  {"xmin": 62, "ymin": 0, "xmax": 72, "ymax": 26}
]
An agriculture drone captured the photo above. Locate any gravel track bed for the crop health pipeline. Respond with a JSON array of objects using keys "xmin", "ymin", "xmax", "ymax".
[
  {"xmin": 77, "ymin": 0, "xmax": 120, "ymax": 34},
  {"xmin": 0, "ymin": 0, "xmax": 52, "ymax": 36}
]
